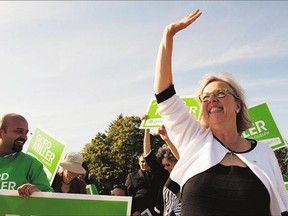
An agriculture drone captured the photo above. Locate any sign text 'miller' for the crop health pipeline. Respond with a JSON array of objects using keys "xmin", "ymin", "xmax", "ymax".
[{"xmin": 32, "ymin": 134, "xmax": 55, "ymax": 164}]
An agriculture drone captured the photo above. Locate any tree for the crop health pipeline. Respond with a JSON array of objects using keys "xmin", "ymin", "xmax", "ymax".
[
  {"xmin": 275, "ymin": 146, "xmax": 288, "ymax": 175},
  {"xmin": 82, "ymin": 114, "xmax": 164, "ymax": 194}
]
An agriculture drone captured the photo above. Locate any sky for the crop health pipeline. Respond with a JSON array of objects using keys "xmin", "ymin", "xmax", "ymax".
[{"xmin": 1, "ymin": 1, "xmax": 288, "ymax": 155}]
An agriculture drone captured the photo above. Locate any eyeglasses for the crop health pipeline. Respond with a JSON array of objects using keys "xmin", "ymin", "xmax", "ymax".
[{"xmin": 198, "ymin": 88, "xmax": 238, "ymax": 103}]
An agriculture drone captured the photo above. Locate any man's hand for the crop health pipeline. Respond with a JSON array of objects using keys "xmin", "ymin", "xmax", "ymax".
[{"xmin": 17, "ymin": 183, "xmax": 39, "ymax": 198}]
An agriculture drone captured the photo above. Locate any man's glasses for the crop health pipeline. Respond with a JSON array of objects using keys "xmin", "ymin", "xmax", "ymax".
[{"xmin": 198, "ymin": 88, "xmax": 238, "ymax": 103}]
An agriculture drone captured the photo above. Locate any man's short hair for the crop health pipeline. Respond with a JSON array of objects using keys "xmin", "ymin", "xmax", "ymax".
[{"xmin": 112, "ymin": 184, "xmax": 127, "ymax": 192}]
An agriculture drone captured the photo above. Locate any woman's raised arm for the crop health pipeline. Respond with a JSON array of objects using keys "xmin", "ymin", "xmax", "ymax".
[{"xmin": 154, "ymin": 9, "xmax": 202, "ymax": 94}]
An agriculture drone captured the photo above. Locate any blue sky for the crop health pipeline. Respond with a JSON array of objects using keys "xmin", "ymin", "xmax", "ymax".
[{"xmin": 1, "ymin": 1, "xmax": 287, "ymax": 154}]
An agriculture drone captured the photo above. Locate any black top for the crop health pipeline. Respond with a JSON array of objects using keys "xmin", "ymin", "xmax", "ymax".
[
  {"xmin": 125, "ymin": 153, "xmax": 166, "ymax": 215},
  {"xmin": 181, "ymin": 164, "xmax": 270, "ymax": 216}
]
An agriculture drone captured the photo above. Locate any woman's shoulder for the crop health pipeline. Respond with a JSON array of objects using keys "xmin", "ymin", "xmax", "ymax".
[
  {"xmin": 246, "ymin": 139, "xmax": 278, "ymax": 162},
  {"xmin": 250, "ymin": 139, "xmax": 274, "ymax": 152}
]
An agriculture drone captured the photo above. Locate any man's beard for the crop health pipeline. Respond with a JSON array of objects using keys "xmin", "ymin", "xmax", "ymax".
[
  {"xmin": 12, "ymin": 138, "xmax": 26, "ymax": 152},
  {"xmin": 12, "ymin": 144, "xmax": 23, "ymax": 152}
]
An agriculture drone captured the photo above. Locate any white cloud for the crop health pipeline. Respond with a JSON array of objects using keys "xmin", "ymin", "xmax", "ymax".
[{"xmin": 174, "ymin": 34, "xmax": 288, "ymax": 72}]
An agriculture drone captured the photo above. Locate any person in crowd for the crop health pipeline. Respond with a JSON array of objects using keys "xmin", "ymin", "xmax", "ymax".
[
  {"xmin": 0, "ymin": 113, "xmax": 53, "ymax": 198},
  {"xmin": 153, "ymin": 8, "xmax": 288, "ymax": 215},
  {"xmin": 157, "ymin": 124, "xmax": 179, "ymax": 161},
  {"xmin": 111, "ymin": 184, "xmax": 127, "ymax": 196},
  {"xmin": 156, "ymin": 125, "xmax": 181, "ymax": 216},
  {"xmin": 125, "ymin": 149, "xmax": 163, "ymax": 216},
  {"xmin": 79, "ymin": 162, "xmax": 99, "ymax": 194},
  {"xmin": 141, "ymin": 115, "xmax": 180, "ymax": 216},
  {"xmin": 52, "ymin": 152, "xmax": 87, "ymax": 194}
]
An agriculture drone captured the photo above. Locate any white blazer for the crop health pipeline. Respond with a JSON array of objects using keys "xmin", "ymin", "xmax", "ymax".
[{"xmin": 158, "ymin": 94, "xmax": 288, "ymax": 215}]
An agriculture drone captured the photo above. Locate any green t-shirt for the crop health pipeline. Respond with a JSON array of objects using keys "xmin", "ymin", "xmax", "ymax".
[{"xmin": 0, "ymin": 152, "xmax": 53, "ymax": 192}]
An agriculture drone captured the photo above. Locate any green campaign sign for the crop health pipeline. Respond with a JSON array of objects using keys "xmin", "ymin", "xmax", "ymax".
[
  {"xmin": 0, "ymin": 190, "xmax": 132, "ymax": 216},
  {"xmin": 241, "ymin": 102, "xmax": 286, "ymax": 150},
  {"xmin": 26, "ymin": 128, "xmax": 66, "ymax": 185},
  {"xmin": 140, "ymin": 97, "xmax": 200, "ymax": 128}
]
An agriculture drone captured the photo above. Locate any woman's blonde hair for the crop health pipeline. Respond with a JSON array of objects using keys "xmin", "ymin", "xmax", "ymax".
[{"xmin": 197, "ymin": 72, "xmax": 252, "ymax": 134}]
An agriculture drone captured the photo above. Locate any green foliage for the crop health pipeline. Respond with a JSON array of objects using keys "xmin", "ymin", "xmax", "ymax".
[
  {"xmin": 275, "ymin": 146, "xmax": 288, "ymax": 175},
  {"xmin": 82, "ymin": 114, "xmax": 164, "ymax": 194}
]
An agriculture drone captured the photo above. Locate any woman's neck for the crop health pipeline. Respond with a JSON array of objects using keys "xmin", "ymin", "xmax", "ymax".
[
  {"xmin": 212, "ymin": 128, "xmax": 240, "ymax": 151},
  {"xmin": 62, "ymin": 175, "xmax": 72, "ymax": 185}
]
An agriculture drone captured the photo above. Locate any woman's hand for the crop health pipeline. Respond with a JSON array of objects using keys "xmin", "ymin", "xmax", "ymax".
[
  {"xmin": 158, "ymin": 125, "xmax": 169, "ymax": 142},
  {"xmin": 166, "ymin": 9, "xmax": 202, "ymax": 36}
]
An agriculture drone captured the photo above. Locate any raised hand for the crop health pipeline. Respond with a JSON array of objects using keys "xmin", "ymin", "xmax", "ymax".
[
  {"xmin": 158, "ymin": 125, "xmax": 169, "ymax": 142},
  {"xmin": 166, "ymin": 9, "xmax": 202, "ymax": 36}
]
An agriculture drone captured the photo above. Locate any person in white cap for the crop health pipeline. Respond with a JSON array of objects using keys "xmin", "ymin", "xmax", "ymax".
[{"xmin": 51, "ymin": 152, "xmax": 87, "ymax": 194}]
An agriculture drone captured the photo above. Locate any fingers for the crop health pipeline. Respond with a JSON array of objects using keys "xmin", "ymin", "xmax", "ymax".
[
  {"xmin": 158, "ymin": 125, "xmax": 167, "ymax": 134},
  {"xmin": 167, "ymin": 9, "xmax": 202, "ymax": 36},
  {"xmin": 187, "ymin": 9, "xmax": 202, "ymax": 20},
  {"xmin": 140, "ymin": 114, "xmax": 147, "ymax": 121},
  {"xmin": 181, "ymin": 9, "xmax": 202, "ymax": 27},
  {"xmin": 17, "ymin": 183, "xmax": 39, "ymax": 198}
]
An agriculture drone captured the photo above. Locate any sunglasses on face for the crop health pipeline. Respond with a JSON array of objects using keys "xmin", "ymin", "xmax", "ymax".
[{"xmin": 198, "ymin": 88, "xmax": 238, "ymax": 103}]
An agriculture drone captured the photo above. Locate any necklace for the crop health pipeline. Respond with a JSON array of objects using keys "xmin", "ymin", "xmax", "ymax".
[
  {"xmin": 228, "ymin": 151, "xmax": 235, "ymax": 161},
  {"xmin": 225, "ymin": 137, "xmax": 240, "ymax": 161}
]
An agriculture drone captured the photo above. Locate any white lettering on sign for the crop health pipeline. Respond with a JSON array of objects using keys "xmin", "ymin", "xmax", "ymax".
[
  {"xmin": 32, "ymin": 134, "xmax": 55, "ymax": 164},
  {"xmin": 0, "ymin": 173, "xmax": 9, "ymax": 181},
  {"xmin": 242, "ymin": 120, "xmax": 268, "ymax": 138},
  {"xmin": 0, "ymin": 181, "xmax": 16, "ymax": 190},
  {"xmin": 188, "ymin": 106, "xmax": 198, "ymax": 115},
  {"xmin": 0, "ymin": 173, "xmax": 16, "ymax": 190}
]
